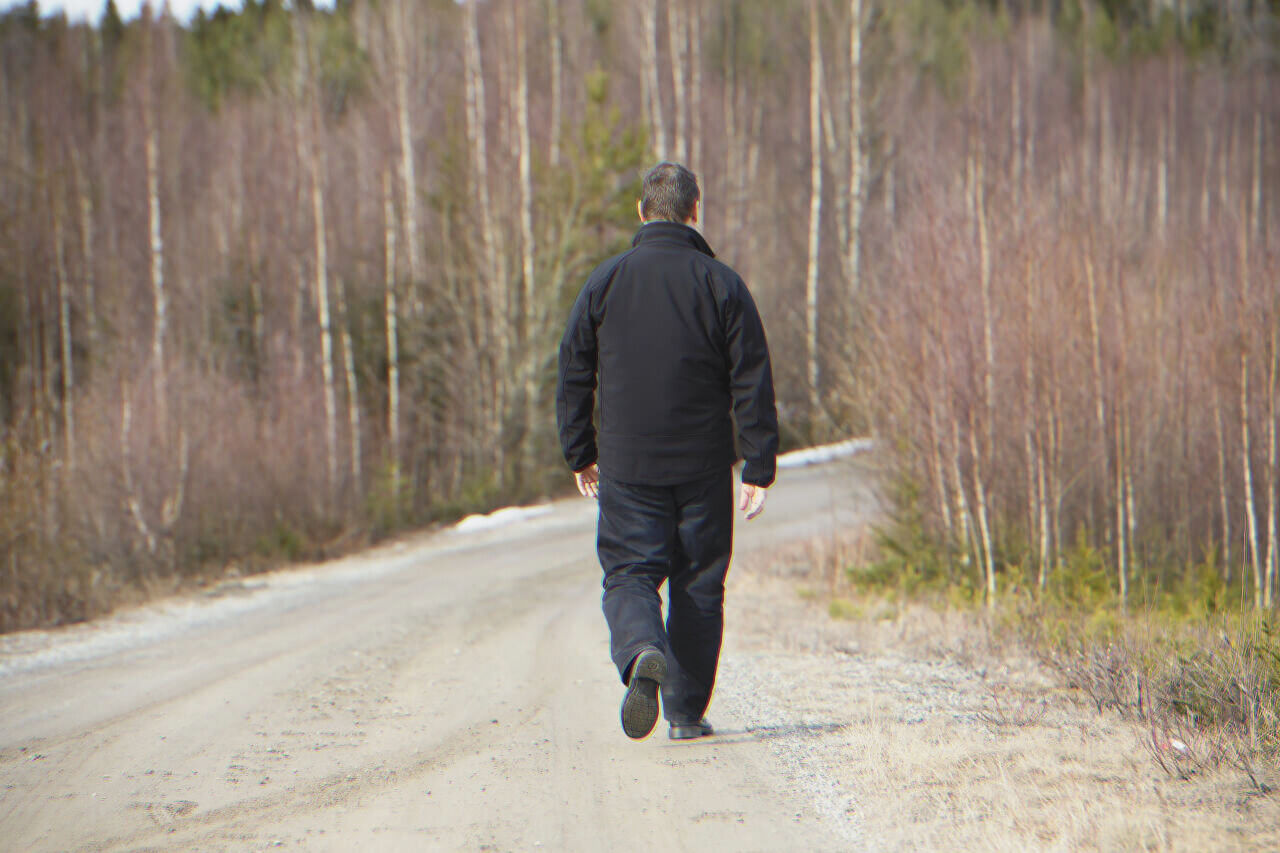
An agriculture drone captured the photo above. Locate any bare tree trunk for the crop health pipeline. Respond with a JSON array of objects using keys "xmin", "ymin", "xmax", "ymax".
[
  {"xmin": 969, "ymin": 410, "xmax": 997, "ymax": 608},
  {"xmin": 847, "ymin": 0, "xmax": 866, "ymax": 308},
  {"xmin": 1219, "ymin": 120, "xmax": 1232, "ymax": 216},
  {"xmin": 1115, "ymin": 404, "xmax": 1130, "ymax": 612},
  {"xmin": 1213, "ymin": 383, "xmax": 1232, "ymax": 579},
  {"xmin": 668, "ymin": 0, "xmax": 687, "ymax": 162},
  {"xmin": 1252, "ymin": 109, "xmax": 1263, "ymax": 244},
  {"xmin": 1202, "ymin": 124, "xmax": 1214, "ymax": 230},
  {"xmin": 548, "ymin": 0, "xmax": 562, "ymax": 167},
  {"xmin": 1266, "ymin": 327, "xmax": 1278, "ymax": 608},
  {"xmin": 721, "ymin": 27, "xmax": 737, "ymax": 243},
  {"xmin": 309, "ymin": 137, "xmax": 338, "ymax": 498},
  {"xmin": 641, "ymin": 0, "xmax": 667, "ymax": 156},
  {"xmin": 928, "ymin": 394, "xmax": 954, "ymax": 543},
  {"xmin": 1243, "ymin": 344, "xmax": 1262, "ymax": 606},
  {"xmin": 1023, "ymin": 17, "xmax": 1036, "ymax": 200},
  {"xmin": 516, "ymin": 0, "xmax": 539, "ymax": 463},
  {"xmin": 977, "ymin": 158, "xmax": 995, "ymax": 442},
  {"xmin": 920, "ymin": 328, "xmax": 953, "ymax": 543},
  {"xmin": 950, "ymin": 418, "xmax": 977, "ymax": 574},
  {"xmin": 145, "ymin": 109, "xmax": 167, "ymax": 426},
  {"xmin": 884, "ymin": 146, "xmax": 896, "ymax": 223},
  {"xmin": 337, "ymin": 275, "xmax": 361, "ymax": 489},
  {"xmin": 1085, "ymin": 253, "xmax": 1112, "ymax": 552},
  {"xmin": 53, "ymin": 204, "xmax": 74, "ymax": 471},
  {"xmin": 1079, "ymin": 3, "xmax": 1093, "ymax": 209},
  {"xmin": 73, "ymin": 153, "xmax": 96, "ymax": 364},
  {"xmin": 390, "ymin": 0, "xmax": 422, "ymax": 288},
  {"xmin": 383, "ymin": 171, "xmax": 401, "ymax": 476},
  {"xmin": 1048, "ymin": 377, "xmax": 1064, "ymax": 580},
  {"xmin": 297, "ymin": 16, "xmax": 339, "ymax": 498},
  {"xmin": 1165, "ymin": 54, "xmax": 1177, "ymax": 231},
  {"xmin": 1011, "ymin": 40, "xmax": 1022, "ymax": 207},
  {"xmin": 465, "ymin": 0, "xmax": 506, "ymax": 465},
  {"xmin": 1157, "ymin": 119, "xmax": 1169, "ymax": 241},
  {"xmin": 1037, "ymin": 423, "xmax": 1051, "ymax": 589},
  {"xmin": 688, "ymin": 1, "xmax": 702, "ymax": 171},
  {"xmin": 1099, "ymin": 82, "xmax": 1114, "ymax": 221},
  {"xmin": 1241, "ymin": 228, "xmax": 1263, "ymax": 606},
  {"xmin": 805, "ymin": 0, "xmax": 823, "ymax": 422},
  {"xmin": 1023, "ymin": 259, "xmax": 1041, "ymax": 586}
]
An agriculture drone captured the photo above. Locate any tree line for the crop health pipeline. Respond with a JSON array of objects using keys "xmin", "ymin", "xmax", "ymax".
[{"xmin": 0, "ymin": 0, "xmax": 1277, "ymax": 630}]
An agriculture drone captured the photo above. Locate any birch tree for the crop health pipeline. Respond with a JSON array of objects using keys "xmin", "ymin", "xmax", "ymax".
[
  {"xmin": 53, "ymin": 197, "xmax": 74, "ymax": 470},
  {"xmin": 383, "ymin": 170, "xmax": 401, "ymax": 477},
  {"xmin": 847, "ymin": 0, "xmax": 867, "ymax": 306},
  {"xmin": 548, "ymin": 0, "xmax": 563, "ymax": 167},
  {"xmin": 668, "ymin": 0, "xmax": 688, "ymax": 162},
  {"xmin": 1240, "ymin": 225, "xmax": 1263, "ymax": 607},
  {"xmin": 640, "ymin": 0, "xmax": 667, "ymax": 157},
  {"xmin": 516, "ymin": 0, "xmax": 540, "ymax": 462},
  {"xmin": 142, "ymin": 7, "xmax": 167, "ymax": 424},
  {"xmin": 389, "ymin": 0, "xmax": 422, "ymax": 289},
  {"xmin": 295, "ymin": 12, "xmax": 339, "ymax": 496},
  {"xmin": 805, "ymin": 0, "xmax": 824, "ymax": 423},
  {"xmin": 465, "ymin": 0, "xmax": 507, "ymax": 465}
]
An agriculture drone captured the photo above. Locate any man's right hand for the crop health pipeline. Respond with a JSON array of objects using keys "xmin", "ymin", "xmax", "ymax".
[
  {"xmin": 738, "ymin": 481, "xmax": 767, "ymax": 520},
  {"xmin": 575, "ymin": 464, "xmax": 600, "ymax": 499}
]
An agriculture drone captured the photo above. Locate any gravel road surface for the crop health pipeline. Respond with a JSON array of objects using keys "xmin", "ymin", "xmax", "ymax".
[{"xmin": 0, "ymin": 460, "xmax": 873, "ymax": 852}]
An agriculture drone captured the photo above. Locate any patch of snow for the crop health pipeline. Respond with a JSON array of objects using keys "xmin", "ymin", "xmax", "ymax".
[
  {"xmin": 777, "ymin": 438, "xmax": 873, "ymax": 469},
  {"xmin": 450, "ymin": 504, "xmax": 554, "ymax": 534}
]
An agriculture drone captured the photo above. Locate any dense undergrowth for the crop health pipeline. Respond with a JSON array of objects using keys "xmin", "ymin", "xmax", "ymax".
[{"xmin": 0, "ymin": 419, "xmax": 565, "ymax": 634}]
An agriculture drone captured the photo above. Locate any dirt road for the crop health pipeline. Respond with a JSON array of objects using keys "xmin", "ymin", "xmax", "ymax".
[{"xmin": 0, "ymin": 461, "xmax": 871, "ymax": 852}]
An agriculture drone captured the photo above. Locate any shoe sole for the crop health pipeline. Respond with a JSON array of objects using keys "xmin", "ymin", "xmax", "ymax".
[{"xmin": 621, "ymin": 651, "xmax": 667, "ymax": 740}]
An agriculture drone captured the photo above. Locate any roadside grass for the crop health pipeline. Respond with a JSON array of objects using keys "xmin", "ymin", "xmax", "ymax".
[{"xmin": 748, "ymin": 531, "xmax": 1280, "ymax": 851}]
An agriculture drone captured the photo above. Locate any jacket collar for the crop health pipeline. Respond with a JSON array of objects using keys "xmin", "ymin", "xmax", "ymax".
[{"xmin": 632, "ymin": 221, "xmax": 716, "ymax": 258}]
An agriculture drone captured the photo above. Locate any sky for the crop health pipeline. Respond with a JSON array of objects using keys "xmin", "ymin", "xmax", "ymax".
[{"xmin": 2, "ymin": 0, "xmax": 333, "ymax": 24}]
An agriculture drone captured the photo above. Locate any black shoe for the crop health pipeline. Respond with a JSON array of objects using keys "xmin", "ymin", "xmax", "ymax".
[
  {"xmin": 669, "ymin": 719, "xmax": 714, "ymax": 740},
  {"xmin": 621, "ymin": 648, "xmax": 667, "ymax": 740}
]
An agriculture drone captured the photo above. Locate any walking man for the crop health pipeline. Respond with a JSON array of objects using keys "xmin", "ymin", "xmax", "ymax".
[{"xmin": 556, "ymin": 162, "xmax": 779, "ymax": 741}]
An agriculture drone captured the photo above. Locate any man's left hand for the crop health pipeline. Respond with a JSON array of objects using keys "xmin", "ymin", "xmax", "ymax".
[
  {"xmin": 738, "ymin": 482, "xmax": 767, "ymax": 520},
  {"xmin": 575, "ymin": 464, "xmax": 600, "ymax": 499}
]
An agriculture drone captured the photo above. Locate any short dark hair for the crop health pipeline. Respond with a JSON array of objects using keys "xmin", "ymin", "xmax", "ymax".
[{"xmin": 640, "ymin": 162, "xmax": 700, "ymax": 223}]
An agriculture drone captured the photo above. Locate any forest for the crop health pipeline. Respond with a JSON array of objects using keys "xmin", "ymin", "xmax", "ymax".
[{"xmin": 0, "ymin": 0, "xmax": 1278, "ymax": 633}]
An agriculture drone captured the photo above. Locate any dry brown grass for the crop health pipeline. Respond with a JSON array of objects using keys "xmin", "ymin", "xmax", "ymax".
[{"xmin": 735, "ymin": 535, "xmax": 1280, "ymax": 852}]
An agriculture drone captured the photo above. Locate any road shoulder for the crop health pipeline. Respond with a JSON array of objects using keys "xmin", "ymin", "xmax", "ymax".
[{"xmin": 720, "ymin": 562, "xmax": 1280, "ymax": 852}]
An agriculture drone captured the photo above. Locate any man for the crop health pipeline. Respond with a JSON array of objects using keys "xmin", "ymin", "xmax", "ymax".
[{"xmin": 556, "ymin": 162, "xmax": 779, "ymax": 741}]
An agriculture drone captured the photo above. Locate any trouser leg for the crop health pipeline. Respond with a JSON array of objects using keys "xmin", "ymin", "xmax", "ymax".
[
  {"xmin": 663, "ymin": 469, "xmax": 734, "ymax": 724},
  {"xmin": 597, "ymin": 476, "xmax": 674, "ymax": 683}
]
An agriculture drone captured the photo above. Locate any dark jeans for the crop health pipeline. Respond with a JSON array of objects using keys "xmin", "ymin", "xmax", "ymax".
[{"xmin": 596, "ymin": 468, "xmax": 733, "ymax": 725}]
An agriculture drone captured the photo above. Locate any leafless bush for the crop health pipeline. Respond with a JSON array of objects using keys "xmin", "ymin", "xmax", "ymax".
[
  {"xmin": 1044, "ymin": 642, "xmax": 1142, "ymax": 716},
  {"xmin": 977, "ymin": 682, "xmax": 1050, "ymax": 731}
]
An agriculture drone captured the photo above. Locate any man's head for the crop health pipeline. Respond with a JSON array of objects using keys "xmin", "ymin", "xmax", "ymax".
[{"xmin": 638, "ymin": 161, "xmax": 700, "ymax": 225}]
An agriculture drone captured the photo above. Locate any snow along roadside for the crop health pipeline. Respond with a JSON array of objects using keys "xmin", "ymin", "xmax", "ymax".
[
  {"xmin": 449, "ymin": 438, "xmax": 873, "ymax": 535},
  {"xmin": 777, "ymin": 438, "xmax": 873, "ymax": 469}
]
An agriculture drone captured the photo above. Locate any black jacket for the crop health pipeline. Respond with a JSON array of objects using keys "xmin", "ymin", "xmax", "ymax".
[{"xmin": 556, "ymin": 221, "xmax": 779, "ymax": 487}]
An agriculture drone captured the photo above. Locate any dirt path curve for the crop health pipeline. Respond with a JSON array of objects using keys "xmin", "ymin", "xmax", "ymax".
[{"xmin": 0, "ymin": 461, "xmax": 871, "ymax": 852}]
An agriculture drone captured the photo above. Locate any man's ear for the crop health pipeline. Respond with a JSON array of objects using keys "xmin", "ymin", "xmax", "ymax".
[
  {"xmin": 636, "ymin": 199, "xmax": 646, "ymax": 223},
  {"xmin": 690, "ymin": 199, "xmax": 700, "ymax": 225}
]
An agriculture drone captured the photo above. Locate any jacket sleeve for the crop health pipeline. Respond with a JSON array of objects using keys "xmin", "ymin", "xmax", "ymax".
[
  {"xmin": 724, "ymin": 278, "xmax": 779, "ymax": 487},
  {"xmin": 556, "ymin": 283, "xmax": 599, "ymax": 472}
]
